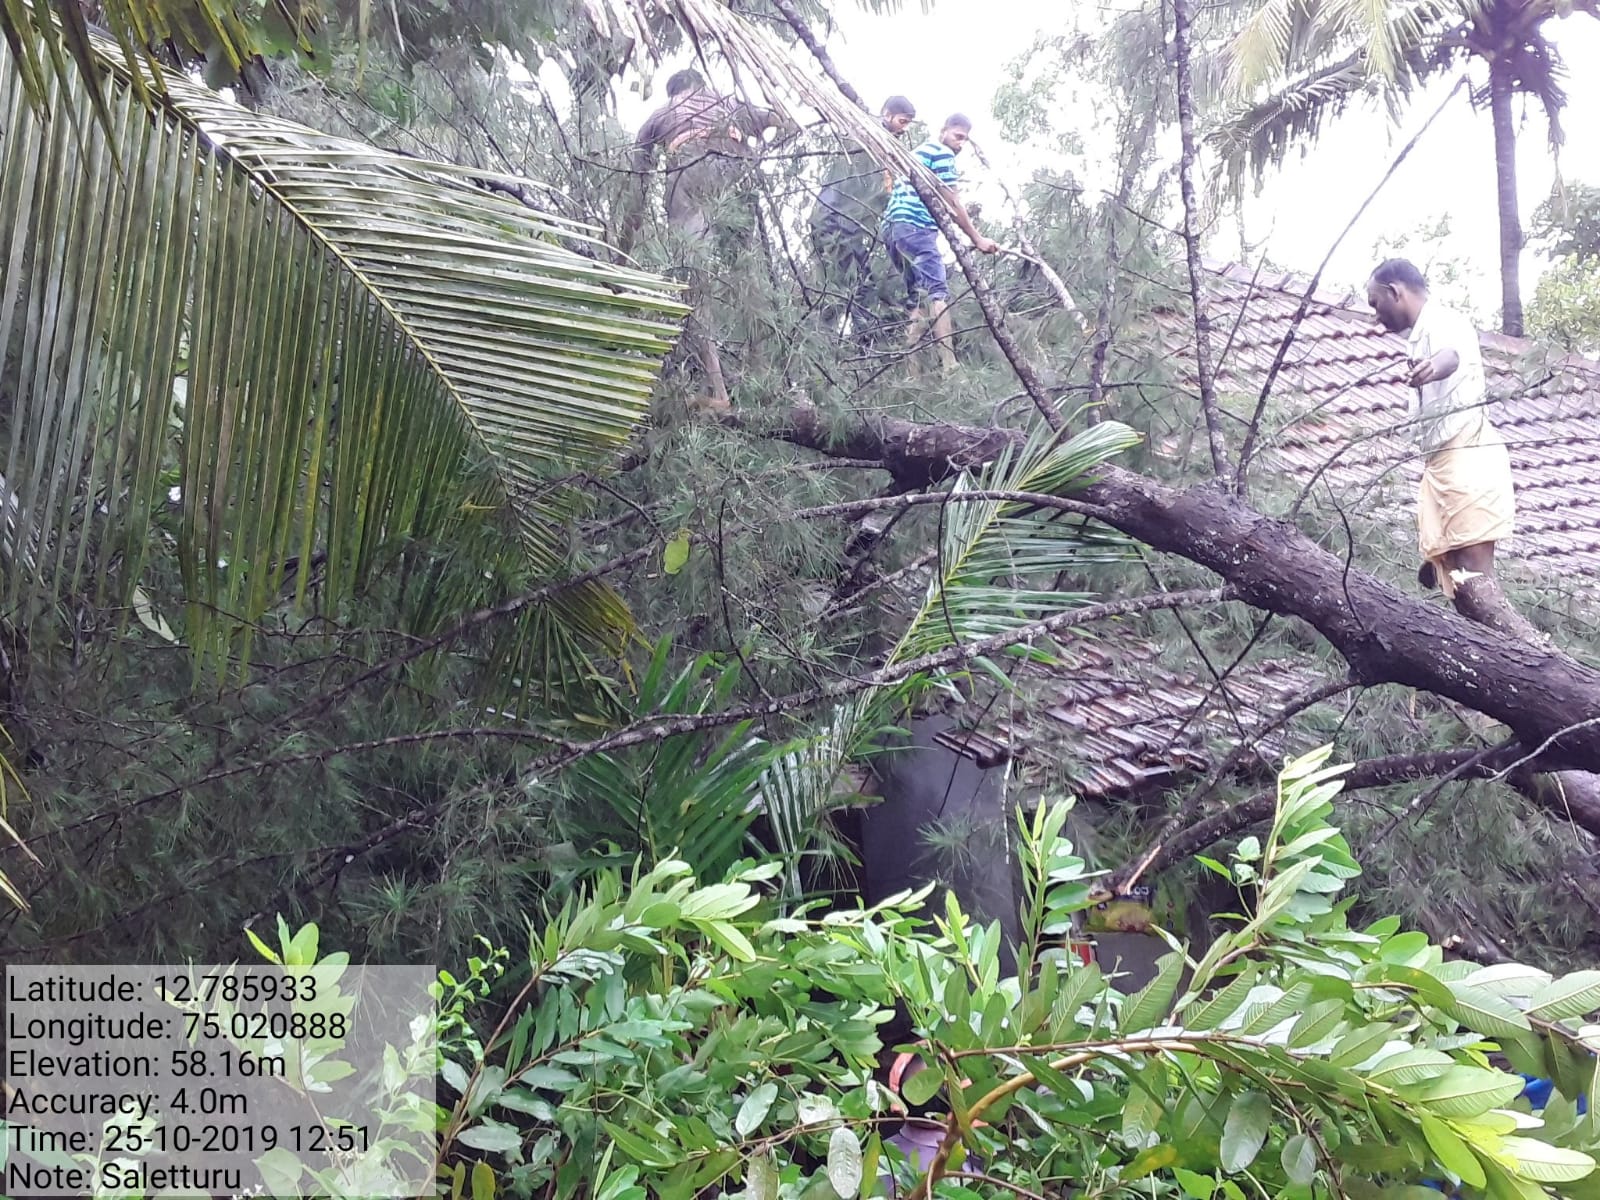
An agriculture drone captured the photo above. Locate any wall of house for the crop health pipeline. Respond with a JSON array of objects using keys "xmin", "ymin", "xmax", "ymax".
[{"xmin": 860, "ymin": 714, "xmax": 1021, "ymax": 967}]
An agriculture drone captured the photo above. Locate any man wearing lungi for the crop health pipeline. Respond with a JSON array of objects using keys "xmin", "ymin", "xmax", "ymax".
[{"xmin": 1367, "ymin": 258, "xmax": 1540, "ymax": 641}]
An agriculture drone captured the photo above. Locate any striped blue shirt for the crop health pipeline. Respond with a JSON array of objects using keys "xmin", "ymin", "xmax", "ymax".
[{"xmin": 883, "ymin": 139, "xmax": 959, "ymax": 230}]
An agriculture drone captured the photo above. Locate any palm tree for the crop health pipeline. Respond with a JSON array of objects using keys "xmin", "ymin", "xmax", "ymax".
[
  {"xmin": 0, "ymin": 14, "xmax": 686, "ymax": 676},
  {"xmin": 1215, "ymin": 0, "xmax": 1599, "ymax": 336}
]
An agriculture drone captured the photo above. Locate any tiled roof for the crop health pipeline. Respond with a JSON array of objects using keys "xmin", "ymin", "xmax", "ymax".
[
  {"xmin": 937, "ymin": 640, "xmax": 1327, "ymax": 799},
  {"xmin": 1194, "ymin": 260, "xmax": 1600, "ymax": 578},
  {"xmin": 952, "ymin": 262, "xmax": 1600, "ymax": 800}
]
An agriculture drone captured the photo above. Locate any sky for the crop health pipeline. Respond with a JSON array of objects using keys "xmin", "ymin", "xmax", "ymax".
[{"xmin": 812, "ymin": 0, "xmax": 1600, "ymax": 323}]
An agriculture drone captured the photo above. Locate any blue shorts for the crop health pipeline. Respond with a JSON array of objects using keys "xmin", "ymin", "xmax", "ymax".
[{"xmin": 883, "ymin": 221, "xmax": 948, "ymax": 306}]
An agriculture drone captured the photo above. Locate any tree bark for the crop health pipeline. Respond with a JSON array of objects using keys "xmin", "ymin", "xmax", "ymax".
[
  {"xmin": 1490, "ymin": 55, "xmax": 1525, "ymax": 336},
  {"xmin": 740, "ymin": 402, "xmax": 1024, "ymax": 491},
  {"xmin": 1078, "ymin": 468, "xmax": 1600, "ymax": 765},
  {"xmin": 766, "ymin": 411, "xmax": 1600, "ymax": 769}
]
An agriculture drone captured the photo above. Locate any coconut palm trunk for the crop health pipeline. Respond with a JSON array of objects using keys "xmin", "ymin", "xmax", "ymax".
[{"xmin": 1489, "ymin": 53, "xmax": 1526, "ymax": 335}]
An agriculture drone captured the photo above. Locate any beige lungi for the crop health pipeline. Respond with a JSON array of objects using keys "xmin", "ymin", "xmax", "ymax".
[{"xmin": 1417, "ymin": 417, "xmax": 1515, "ymax": 598}]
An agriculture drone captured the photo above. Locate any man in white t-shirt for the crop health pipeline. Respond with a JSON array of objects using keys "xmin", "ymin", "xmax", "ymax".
[{"xmin": 1366, "ymin": 258, "xmax": 1537, "ymax": 640}]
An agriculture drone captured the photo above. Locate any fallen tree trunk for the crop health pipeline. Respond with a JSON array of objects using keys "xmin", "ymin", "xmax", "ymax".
[
  {"xmin": 762, "ymin": 410, "xmax": 1600, "ymax": 774},
  {"xmin": 1078, "ymin": 469, "xmax": 1600, "ymax": 770},
  {"xmin": 740, "ymin": 403, "xmax": 1024, "ymax": 491}
]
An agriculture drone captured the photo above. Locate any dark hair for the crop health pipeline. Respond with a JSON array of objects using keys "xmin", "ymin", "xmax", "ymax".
[
  {"xmin": 943, "ymin": 112, "xmax": 973, "ymax": 132},
  {"xmin": 666, "ymin": 68, "xmax": 705, "ymax": 97},
  {"xmin": 882, "ymin": 95, "xmax": 916, "ymax": 117},
  {"xmin": 1370, "ymin": 258, "xmax": 1428, "ymax": 291}
]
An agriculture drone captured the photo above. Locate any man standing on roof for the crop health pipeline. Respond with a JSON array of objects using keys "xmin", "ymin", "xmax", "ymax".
[
  {"xmin": 808, "ymin": 95, "xmax": 917, "ymax": 338},
  {"xmin": 621, "ymin": 68, "xmax": 782, "ymax": 411},
  {"xmin": 1367, "ymin": 258, "xmax": 1540, "ymax": 641},
  {"xmin": 882, "ymin": 113, "xmax": 999, "ymax": 372}
]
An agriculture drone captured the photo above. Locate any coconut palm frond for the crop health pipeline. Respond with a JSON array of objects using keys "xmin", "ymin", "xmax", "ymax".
[
  {"xmin": 1210, "ymin": 4, "xmax": 1450, "ymax": 195},
  {"xmin": 1225, "ymin": 0, "xmax": 1300, "ymax": 96},
  {"xmin": 887, "ymin": 420, "xmax": 1142, "ymax": 680},
  {"xmin": 758, "ymin": 696, "xmax": 874, "ymax": 901},
  {"xmin": 1, "ymin": 0, "xmax": 317, "ymax": 123},
  {"xmin": 1210, "ymin": 50, "xmax": 1372, "ymax": 188},
  {"xmin": 753, "ymin": 426, "xmax": 1140, "ymax": 900},
  {"xmin": 0, "ymin": 32, "xmax": 684, "ymax": 674}
]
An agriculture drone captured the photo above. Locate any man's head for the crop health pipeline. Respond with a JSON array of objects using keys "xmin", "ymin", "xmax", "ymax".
[
  {"xmin": 940, "ymin": 113, "xmax": 973, "ymax": 153},
  {"xmin": 666, "ymin": 68, "xmax": 705, "ymax": 98},
  {"xmin": 1367, "ymin": 258, "xmax": 1429, "ymax": 333},
  {"xmin": 881, "ymin": 95, "xmax": 916, "ymax": 136}
]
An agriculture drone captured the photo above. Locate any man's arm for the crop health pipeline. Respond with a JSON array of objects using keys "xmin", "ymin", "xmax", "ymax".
[
  {"xmin": 1409, "ymin": 348, "xmax": 1460, "ymax": 388},
  {"xmin": 936, "ymin": 183, "xmax": 998, "ymax": 254},
  {"xmin": 1409, "ymin": 309, "xmax": 1475, "ymax": 387}
]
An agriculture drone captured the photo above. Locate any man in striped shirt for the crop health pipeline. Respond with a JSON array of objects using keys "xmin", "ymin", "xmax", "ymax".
[{"xmin": 882, "ymin": 114, "xmax": 998, "ymax": 371}]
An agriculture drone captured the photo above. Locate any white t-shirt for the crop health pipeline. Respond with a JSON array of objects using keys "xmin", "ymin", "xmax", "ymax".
[{"xmin": 1406, "ymin": 300, "xmax": 1487, "ymax": 453}]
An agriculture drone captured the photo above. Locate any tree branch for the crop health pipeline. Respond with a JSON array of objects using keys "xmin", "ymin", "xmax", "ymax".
[
  {"xmin": 1078, "ymin": 468, "xmax": 1600, "ymax": 768},
  {"xmin": 1171, "ymin": 0, "xmax": 1230, "ymax": 482},
  {"xmin": 1118, "ymin": 745, "xmax": 1535, "ymax": 887}
]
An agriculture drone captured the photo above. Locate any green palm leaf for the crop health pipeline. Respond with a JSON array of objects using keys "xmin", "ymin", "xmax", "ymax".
[
  {"xmin": 0, "ymin": 32, "xmax": 684, "ymax": 673},
  {"xmin": 885, "ymin": 420, "xmax": 1142, "ymax": 676}
]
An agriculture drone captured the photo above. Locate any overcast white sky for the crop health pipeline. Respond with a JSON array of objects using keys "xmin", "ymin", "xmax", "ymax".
[{"xmin": 817, "ymin": 0, "xmax": 1600, "ymax": 322}]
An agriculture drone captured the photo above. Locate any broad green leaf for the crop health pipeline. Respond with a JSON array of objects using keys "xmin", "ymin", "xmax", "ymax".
[
  {"xmin": 1220, "ymin": 1091, "xmax": 1272, "ymax": 1173},
  {"xmin": 522, "ymin": 1066, "xmax": 580, "ymax": 1090},
  {"xmin": 1281, "ymin": 1133, "xmax": 1316, "ymax": 1186},
  {"xmin": 1329, "ymin": 1023, "xmax": 1394, "ymax": 1068},
  {"xmin": 1399, "ymin": 1066, "xmax": 1528, "ymax": 1119},
  {"xmin": 1173, "ymin": 1167, "xmax": 1216, "ymax": 1199},
  {"xmin": 600, "ymin": 1122, "xmax": 674, "ymax": 1167},
  {"xmin": 827, "ymin": 1127, "xmax": 863, "ymax": 1198},
  {"xmin": 796, "ymin": 1094, "xmax": 838, "ymax": 1126},
  {"xmin": 1526, "ymin": 970, "xmax": 1600, "ymax": 1022},
  {"xmin": 472, "ymin": 1161, "xmax": 496, "ymax": 1200},
  {"xmin": 736, "ymin": 1082, "xmax": 779, "ymax": 1137},
  {"xmin": 1123, "ymin": 1143, "xmax": 1180, "ymax": 1180},
  {"xmin": 1122, "ymin": 1080, "xmax": 1164, "ymax": 1148},
  {"xmin": 1184, "ymin": 968, "xmax": 1258, "ymax": 1032},
  {"xmin": 1499, "ymin": 1137, "xmax": 1596, "ymax": 1183},
  {"xmin": 663, "ymin": 528, "xmax": 691, "ymax": 575},
  {"xmin": 458, "ymin": 1122, "xmax": 524, "ymax": 1155},
  {"xmin": 748, "ymin": 1154, "xmax": 779, "ymax": 1200},
  {"xmin": 245, "ymin": 926, "xmax": 282, "ymax": 965},
  {"xmin": 256, "ymin": 1147, "xmax": 303, "ymax": 1194},
  {"xmin": 696, "ymin": 919, "xmax": 757, "ymax": 963},
  {"xmin": 1419, "ymin": 1113, "xmax": 1486, "ymax": 1188},
  {"xmin": 1240, "ymin": 983, "xmax": 1314, "ymax": 1034},
  {"xmin": 901, "ymin": 1062, "xmax": 943, "ymax": 1107},
  {"xmin": 1288, "ymin": 999, "xmax": 1347, "ymax": 1048},
  {"xmin": 1366, "ymin": 1049, "xmax": 1458, "ymax": 1088},
  {"xmin": 1442, "ymin": 981, "xmax": 1533, "ymax": 1039},
  {"xmin": 1462, "ymin": 963, "xmax": 1553, "ymax": 999},
  {"xmin": 859, "ymin": 1136, "xmax": 881, "ymax": 1200},
  {"xmin": 1122, "ymin": 951, "xmax": 1184, "ymax": 1033}
]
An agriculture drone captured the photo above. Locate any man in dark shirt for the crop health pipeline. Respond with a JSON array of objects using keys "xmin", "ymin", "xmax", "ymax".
[
  {"xmin": 807, "ymin": 95, "xmax": 916, "ymax": 337},
  {"xmin": 621, "ymin": 68, "xmax": 781, "ymax": 411},
  {"xmin": 624, "ymin": 67, "xmax": 780, "ymax": 246}
]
